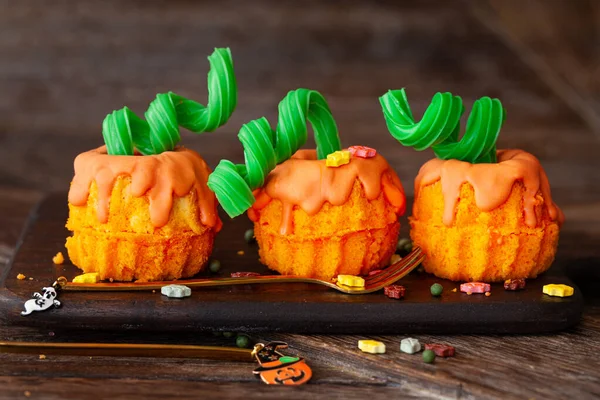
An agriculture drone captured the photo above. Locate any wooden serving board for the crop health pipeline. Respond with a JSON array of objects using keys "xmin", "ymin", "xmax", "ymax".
[{"xmin": 0, "ymin": 194, "xmax": 583, "ymax": 334}]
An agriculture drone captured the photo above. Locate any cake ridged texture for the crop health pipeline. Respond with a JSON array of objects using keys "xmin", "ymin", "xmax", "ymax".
[
  {"xmin": 253, "ymin": 181, "xmax": 400, "ymax": 280},
  {"xmin": 66, "ymin": 176, "xmax": 214, "ymax": 281},
  {"xmin": 410, "ymin": 181, "xmax": 559, "ymax": 282}
]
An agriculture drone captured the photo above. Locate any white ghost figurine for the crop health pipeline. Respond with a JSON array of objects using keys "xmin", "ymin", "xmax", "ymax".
[{"xmin": 21, "ymin": 287, "xmax": 61, "ymax": 316}]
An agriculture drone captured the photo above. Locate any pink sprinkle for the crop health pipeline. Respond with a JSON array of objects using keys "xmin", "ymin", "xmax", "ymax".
[
  {"xmin": 460, "ymin": 282, "xmax": 491, "ymax": 294},
  {"xmin": 368, "ymin": 270, "xmax": 383, "ymax": 276},
  {"xmin": 231, "ymin": 272, "xmax": 261, "ymax": 278},
  {"xmin": 348, "ymin": 146, "xmax": 377, "ymax": 158}
]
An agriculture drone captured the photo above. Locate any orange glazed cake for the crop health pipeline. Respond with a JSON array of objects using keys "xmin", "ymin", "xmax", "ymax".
[
  {"xmin": 380, "ymin": 88, "xmax": 564, "ymax": 282},
  {"xmin": 65, "ymin": 47, "xmax": 236, "ymax": 282},
  {"xmin": 66, "ymin": 146, "xmax": 221, "ymax": 282},
  {"xmin": 208, "ymin": 89, "xmax": 406, "ymax": 280},
  {"xmin": 410, "ymin": 150, "xmax": 563, "ymax": 282},
  {"xmin": 249, "ymin": 149, "xmax": 405, "ymax": 280}
]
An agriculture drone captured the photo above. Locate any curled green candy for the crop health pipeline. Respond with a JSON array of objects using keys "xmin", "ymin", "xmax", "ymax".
[
  {"xmin": 380, "ymin": 89, "xmax": 506, "ymax": 163},
  {"xmin": 208, "ymin": 89, "xmax": 341, "ymax": 218},
  {"xmin": 102, "ymin": 48, "xmax": 237, "ymax": 155}
]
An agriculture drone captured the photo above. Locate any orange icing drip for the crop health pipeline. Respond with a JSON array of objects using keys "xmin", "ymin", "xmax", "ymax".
[
  {"xmin": 249, "ymin": 149, "xmax": 406, "ymax": 235},
  {"xmin": 415, "ymin": 149, "xmax": 564, "ymax": 227},
  {"xmin": 68, "ymin": 146, "xmax": 221, "ymax": 230}
]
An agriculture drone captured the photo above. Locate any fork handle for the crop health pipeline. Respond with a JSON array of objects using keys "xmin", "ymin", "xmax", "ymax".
[{"xmin": 63, "ymin": 275, "xmax": 328, "ymax": 292}]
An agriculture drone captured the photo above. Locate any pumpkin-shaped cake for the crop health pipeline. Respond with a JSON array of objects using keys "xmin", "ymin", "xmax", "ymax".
[
  {"xmin": 380, "ymin": 89, "xmax": 564, "ymax": 282},
  {"xmin": 209, "ymin": 90, "xmax": 405, "ymax": 280},
  {"xmin": 65, "ymin": 48, "xmax": 237, "ymax": 282}
]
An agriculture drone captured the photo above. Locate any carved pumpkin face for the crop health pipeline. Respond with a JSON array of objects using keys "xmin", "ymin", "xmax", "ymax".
[{"xmin": 257, "ymin": 360, "xmax": 312, "ymax": 385}]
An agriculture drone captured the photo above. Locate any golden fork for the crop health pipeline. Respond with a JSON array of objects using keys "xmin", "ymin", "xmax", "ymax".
[{"xmin": 58, "ymin": 247, "xmax": 424, "ymax": 294}]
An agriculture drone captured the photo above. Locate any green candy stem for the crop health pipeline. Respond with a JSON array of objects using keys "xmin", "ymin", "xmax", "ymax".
[
  {"xmin": 102, "ymin": 48, "xmax": 237, "ymax": 155},
  {"xmin": 208, "ymin": 89, "xmax": 341, "ymax": 218},
  {"xmin": 379, "ymin": 89, "xmax": 506, "ymax": 164}
]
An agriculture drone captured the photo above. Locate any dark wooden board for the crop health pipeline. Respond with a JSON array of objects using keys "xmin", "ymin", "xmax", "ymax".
[{"xmin": 0, "ymin": 194, "xmax": 583, "ymax": 334}]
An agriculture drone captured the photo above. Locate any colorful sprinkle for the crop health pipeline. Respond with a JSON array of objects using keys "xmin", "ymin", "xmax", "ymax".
[
  {"xmin": 231, "ymin": 272, "xmax": 260, "ymax": 278},
  {"xmin": 236, "ymin": 334, "xmax": 251, "ymax": 348},
  {"xmin": 348, "ymin": 145, "xmax": 377, "ymax": 158},
  {"xmin": 244, "ymin": 229, "xmax": 255, "ymax": 243},
  {"xmin": 72, "ymin": 272, "xmax": 99, "ymax": 284},
  {"xmin": 422, "ymin": 349, "xmax": 436, "ymax": 363},
  {"xmin": 209, "ymin": 259, "xmax": 221, "ymax": 273},
  {"xmin": 326, "ymin": 150, "xmax": 351, "ymax": 167},
  {"xmin": 430, "ymin": 283, "xmax": 443, "ymax": 297},
  {"xmin": 396, "ymin": 238, "xmax": 412, "ymax": 254},
  {"xmin": 16, "ymin": 274, "xmax": 26, "ymax": 280},
  {"xmin": 358, "ymin": 340, "xmax": 386, "ymax": 354},
  {"xmin": 384, "ymin": 285, "xmax": 405, "ymax": 299},
  {"xmin": 504, "ymin": 278, "xmax": 526, "ymax": 291},
  {"xmin": 337, "ymin": 275, "xmax": 365, "ymax": 288},
  {"xmin": 543, "ymin": 284, "xmax": 574, "ymax": 297},
  {"xmin": 400, "ymin": 338, "xmax": 421, "ymax": 354},
  {"xmin": 160, "ymin": 284, "xmax": 192, "ymax": 298},
  {"xmin": 425, "ymin": 343, "xmax": 455, "ymax": 357},
  {"xmin": 460, "ymin": 282, "xmax": 490, "ymax": 294}
]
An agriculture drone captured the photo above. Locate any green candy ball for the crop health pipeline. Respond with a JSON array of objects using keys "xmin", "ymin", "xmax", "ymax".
[
  {"xmin": 209, "ymin": 259, "xmax": 221, "ymax": 274},
  {"xmin": 222, "ymin": 332, "xmax": 235, "ymax": 338},
  {"xmin": 236, "ymin": 334, "xmax": 251, "ymax": 348},
  {"xmin": 244, "ymin": 229, "xmax": 255, "ymax": 244},
  {"xmin": 430, "ymin": 283, "xmax": 443, "ymax": 297},
  {"xmin": 423, "ymin": 349, "xmax": 436, "ymax": 363}
]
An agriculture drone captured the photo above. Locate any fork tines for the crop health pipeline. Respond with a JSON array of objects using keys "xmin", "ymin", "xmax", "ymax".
[{"xmin": 364, "ymin": 247, "xmax": 423, "ymax": 287}]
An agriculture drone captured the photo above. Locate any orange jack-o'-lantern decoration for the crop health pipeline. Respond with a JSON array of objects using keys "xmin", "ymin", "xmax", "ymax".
[{"xmin": 252, "ymin": 342, "xmax": 312, "ymax": 385}]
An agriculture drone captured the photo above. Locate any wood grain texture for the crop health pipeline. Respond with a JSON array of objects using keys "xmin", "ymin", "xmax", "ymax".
[{"xmin": 0, "ymin": 0, "xmax": 599, "ymax": 399}]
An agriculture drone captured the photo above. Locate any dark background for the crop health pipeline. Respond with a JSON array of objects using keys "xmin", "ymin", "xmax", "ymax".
[
  {"xmin": 1, "ymin": 0, "xmax": 598, "ymax": 206},
  {"xmin": 1, "ymin": 1, "xmax": 599, "ymax": 398}
]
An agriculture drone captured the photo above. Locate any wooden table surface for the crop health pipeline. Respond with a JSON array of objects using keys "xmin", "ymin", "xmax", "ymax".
[{"xmin": 1, "ymin": 1, "xmax": 599, "ymax": 398}]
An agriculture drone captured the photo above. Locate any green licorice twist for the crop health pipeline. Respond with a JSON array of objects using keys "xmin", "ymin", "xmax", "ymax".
[
  {"xmin": 102, "ymin": 48, "xmax": 237, "ymax": 155},
  {"xmin": 207, "ymin": 89, "xmax": 342, "ymax": 218},
  {"xmin": 379, "ymin": 89, "xmax": 506, "ymax": 163}
]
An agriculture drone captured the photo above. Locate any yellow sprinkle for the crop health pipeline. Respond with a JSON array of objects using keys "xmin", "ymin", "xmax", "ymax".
[
  {"xmin": 543, "ymin": 284, "xmax": 574, "ymax": 297},
  {"xmin": 390, "ymin": 254, "xmax": 402, "ymax": 265},
  {"xmin": 39, "ymin": 354, "xmax": 46, "ymax": 360},
  {"xmin": 72, "ymin": 272, "xmax": 99, "ymax": 284},
  {"xmin": 52, "ymin": 251, "xmax": 65, "ymax": 265},
  {"xmin": 337, "ymin": 274, "xmax": 365, "ymax": 288},
  {"xmin": 452, "ymin": 288, "xmax": 457, "ymax": 293},
  {"xmin": 237, "ymin": 250, "xmax": 245, "ymax": 255},
  {"xmin": 358, "ymin": 340, "xmax": 386, "ymax": 354},
  {"xmin": 17, "ymin": 273, "xmax": 26, "ymax": 280},
  {"xmin": 326, "ymin": 150, "xmax": 351, "ymax": 167}
]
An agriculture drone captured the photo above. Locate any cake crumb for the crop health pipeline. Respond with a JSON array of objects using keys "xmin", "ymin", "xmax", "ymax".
[
  {"xmin": 485, "ymin": 291, "xmax": 491, "ymax": 297},
  {"xmin": 17, "ymin": 273, "xmax": 26, "ymax": 280},
  {"xmin": 39, "ymin": 354, "xmax": 46, "ymax": 360},
  {"xmin": 452, "ymin": 288, "xmax": 457, "ymax": 292},
  {"xmin": 52, "ymin": 252, "xmax": 65, "ymax": 265},
  {"xmin": 152, "ymin": 290, "xmax": 156, "ymax": 293},
  {"xmin": 109, "ymin": 278, "xmax": 114, "ymax": 283},
  {"xmin": 237, "ymin": 250, "xmax": 245, "ymax": 256},
  {"xmin": 24, "ymin": 391, "xmax": 31, "ymax": 397},
  {"xmin": 28, "ymin": 277, "xmax": 33, "ymax": 281}
]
